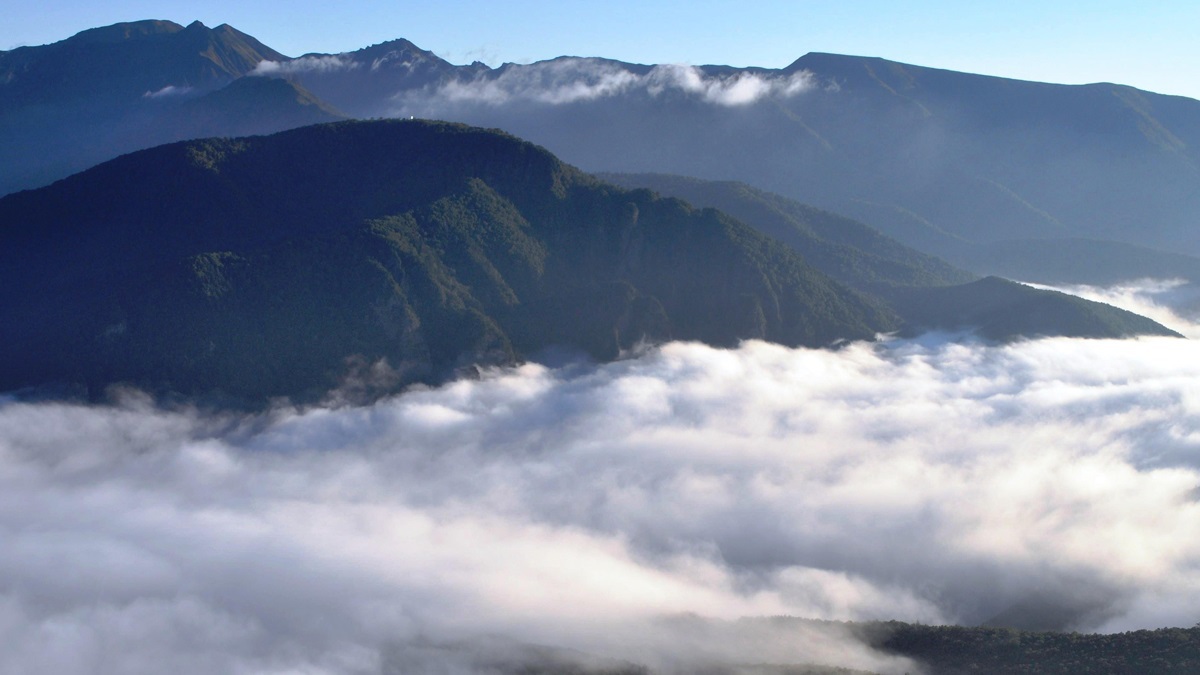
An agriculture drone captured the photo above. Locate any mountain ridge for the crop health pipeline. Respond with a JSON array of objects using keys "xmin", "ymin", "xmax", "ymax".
[
  {"xmin": 600, "ymin": 171, "xmax": 1182, "ymax": 340},
  {"xmin": 6, "ymin": 20, "xmax": 1200, "ymax": 291},
  {"xmin": 0, "ymin": 119, "xmax": 900, "ymax": 404},
  {"xmin": 2, "ymin": 20, "xmax": 1197, "ymax": 350}
]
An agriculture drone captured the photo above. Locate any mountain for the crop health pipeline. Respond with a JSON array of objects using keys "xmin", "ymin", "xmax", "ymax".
[
  {"xmin": 950, "ymin": 237, "xmax": 1200, "ymax": 286},
  {"xmin": 0, "ymin": 19, "xmax": 282, "ymax": 108},
  {"xmin": 833, "ymin": 618, "xmax": 1200, "ymax": 674},
  {"xmin": 876, "ymin": 276, "xmax": 1179, "ymax": 340},
  {"xmin": 272, "ymin": 46, "xmax": 1200, "ymax": 283},
  {"xmin": 0, "ymin": 20, "xmax": 331, "ymax": 194},
  {"xmin": 7, "ymin": 22, "xmax": 1200, "ymax": 292},
  {"xmin": 0, "ymin": 120, "xmax": 897, "ymax": 404},
  {"xmin": 599, "ymin": 172, "xmax": 975, "ymax": 290},
  {"xmin": 272, "ymin": 38, "xmax": 484, "ymax": 118}
]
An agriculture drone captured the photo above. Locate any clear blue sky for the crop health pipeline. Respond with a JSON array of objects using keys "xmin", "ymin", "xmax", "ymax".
[{"xmin": 6, "ymin": 1, "xmax": 1199, "ymax": 100}]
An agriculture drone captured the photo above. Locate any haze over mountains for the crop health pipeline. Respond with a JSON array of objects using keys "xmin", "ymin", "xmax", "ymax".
[
  {"xmin": 2, "ymin": 119, "xmax": 899, "ymax": 401},
  {"xmin": 1, "ymin": 118, "xmax": 1178, "ymax": 403},
  {"xmin": 5, "ymin": 19, "xmax": 1200, "ymax": 290}
]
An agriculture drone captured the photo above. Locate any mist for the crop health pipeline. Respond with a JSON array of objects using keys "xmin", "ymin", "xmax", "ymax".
[
  {"xmin": 389, "ymin": 59, "xmax": 813, "ymax": 112},
  {"xmin": 252, "ymin": 55, "xmax": 361, "ymax": 76},
  {"xmin": 1031, "ymin": 277, "xmax": 1200, "ymax": 339},
  {"xmin": 4, "ymin": 285, "xmax": 1200, "ymax": 672}
]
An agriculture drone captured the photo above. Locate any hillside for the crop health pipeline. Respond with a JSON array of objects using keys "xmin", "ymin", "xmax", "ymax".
[
  {"xmin": 878, "ymin": 277, "xmax": 1180, "ymax": 340},
  {"xmin": 0, "ymin": 20, "xmax": 321, "ymax": 194},
  {"xmin": 857, "ymin": 619, "xmax": 1200, "ymax": 674},
  {"xmin": 0, "ymin": 120, "xmax": 896, "ymax": 403}
]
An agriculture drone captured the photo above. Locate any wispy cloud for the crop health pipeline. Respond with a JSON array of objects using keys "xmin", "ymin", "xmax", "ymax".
[
  {"xmin": 645, "ymin": 63, "xmax": 813, "ymax": 105},
  {"xmin": 1030, "ymin": 277, "xmax": 1200, "ymax": 338},
  {"xmin": 251, "ymin": 54, "xmax": 360, "ymax": 76},
  {"xmin": 142, "ymin": 84, "xmax": 192, "ymax": 98},
  {"xmin": 393, "ymin": 59, "xmax": 813, "ymax": 110}
]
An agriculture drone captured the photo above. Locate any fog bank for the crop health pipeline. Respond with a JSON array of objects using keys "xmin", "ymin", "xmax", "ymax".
[{"xmin": 3, "ymin": 313, "xmax": 1200, "ymax": 671}]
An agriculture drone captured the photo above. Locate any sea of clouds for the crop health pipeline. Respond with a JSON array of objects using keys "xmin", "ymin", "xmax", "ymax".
[{"xmin": 3, "ymin": 280, "xmax": 1199, "ymax": 673}]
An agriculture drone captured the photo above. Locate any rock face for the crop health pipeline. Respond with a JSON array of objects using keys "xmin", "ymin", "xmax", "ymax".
[{"xmin": 0, "ymin": 120, "xmax": 896, "ymax": 404}]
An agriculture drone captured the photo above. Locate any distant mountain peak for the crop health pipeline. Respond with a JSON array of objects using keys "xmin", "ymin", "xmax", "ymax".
[
  {"xmin": 360, "ymin": 37, "xmax": 424, "ymax": 53},
  {"xmin": 345, "ymin": 37, "xmax": 449, "ymax": 69},
  {"xmin": 67, "ymin": 20, "xmax": 185, "ymax": 45}
]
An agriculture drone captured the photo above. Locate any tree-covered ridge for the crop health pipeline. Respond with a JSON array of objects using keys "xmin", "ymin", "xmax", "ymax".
[
  {"xmin": 876, "ymin": 276, "xmax": 1181, "ymax": 340},
  {"xmin": 599, "ymin": 172, "xmax": 975, "ymax": 289},
  {"xmin": 0, "ymin": 20, "xmax": 283, "ymax": 108},
  {"xmin": 0, "ymin": 119, "xmax": 894, "ymax": 404},
  {"xmin": 857, "ymin": 620, "xmax": 1200, "ymax": 674},
  {"xmin": 597, "ymin": 172, "xmax": 1181, "ymax": 341}
]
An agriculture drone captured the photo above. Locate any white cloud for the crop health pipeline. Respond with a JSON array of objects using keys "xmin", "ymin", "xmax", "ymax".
[
  {"xmin": 393, "ymin": 59, "xmax": 813, "ymax": 110},
  {"xmin": 142, "ymin": 84, "xmax": 192, "ymax": 98},
  {"xmin": 1030, "ymin": 277, "xmax": 1200, "ymax": 338},
  {"xmin": 252, "ymin": 55, "xmax": 360, "ymax": 76},
  {"xmin": 645, "ymin": 64, "xmax": 813, "ymax": 105},
  {"xmin": 4, "ymin": 309, "xmax": 1200, "ymax": 671}
]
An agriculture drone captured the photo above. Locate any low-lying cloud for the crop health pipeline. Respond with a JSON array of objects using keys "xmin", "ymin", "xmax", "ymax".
[
  {"xmin": 394, "ymin": 59, "xmax": 813, "ymax": 109},
  {"xmin": 1031, "ymin": 277, "xmax": 1200, "ymax": 338},
  {"xmin": 251, "ymin": 54, "xmax": 360, "ymax": 76},
  {"xmin": 4, "ymin": 284, "xmax": 1200, "ymax": 672},
  {"xmin": 142, "ymin": 84, "xmax": 193, "ymax": 98}
]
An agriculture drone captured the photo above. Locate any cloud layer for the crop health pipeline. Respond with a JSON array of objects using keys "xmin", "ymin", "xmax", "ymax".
[
  {"xmin": 394, "ymin": 59, "xmax": 813, "ymax": 109},
  {"xmin": 1032, "ymin": 277, "xmax": 1200, "ymax": 339},
  {"xmin": 251, "ymin": 54, "xmax": 360, "ymax": 76},
  {"xmin": 4, "ymin": 287, "xmax": 1200, "ymax": 672}
]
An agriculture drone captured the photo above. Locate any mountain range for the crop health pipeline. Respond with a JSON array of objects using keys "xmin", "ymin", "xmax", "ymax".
[
  {"xmin": 1, "ymin": 20, "xmax": 1189, "ymax": 402},
  {"xmin": 1, "ymin": 120, "xmax": 899, "ymax": 402},
  {"xmin": 2, "ymin": 118, "xmax": 1176, "ymax": 403},
  {"xmin": 5, "ymin": 19, "xmax": 1200, "ymax": 290}
]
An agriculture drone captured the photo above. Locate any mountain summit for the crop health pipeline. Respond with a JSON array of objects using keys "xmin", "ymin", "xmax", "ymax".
[{"xmin": 0, "ymin": 19, "xmax": 299, "ymax": 192}]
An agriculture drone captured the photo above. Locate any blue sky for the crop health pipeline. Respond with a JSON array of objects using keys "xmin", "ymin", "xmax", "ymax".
[{"xmin": 6, "ymin": 1, "xmax": 1199, "ymax": 100}]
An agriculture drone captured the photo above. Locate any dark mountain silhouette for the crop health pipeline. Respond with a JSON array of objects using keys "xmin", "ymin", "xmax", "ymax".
[
  {"xmin": 271, "ymin": 45, "xmax": 1200, "ymax": 283},
  {"xmin": 877, "ymin": 276, "xmax": 1178, "ymax": 340},
  {"xmin": 0, "ymin": 120, "xmax": 898, "ymax": 404}
]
